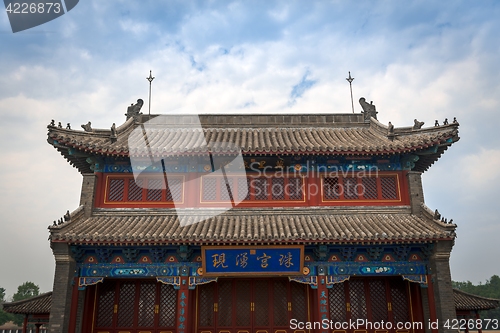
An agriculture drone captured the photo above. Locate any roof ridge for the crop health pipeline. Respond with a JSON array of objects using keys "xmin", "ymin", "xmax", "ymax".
[
  {"xmin": 453, "ymin": 288, "xmax": 500, "ymax": 302},
  {"xmin": 89, "ymin": 206, "xmax": 413, "ymax": 216},
  {"xmin": 2, "ymin": 291, "xmax": 52, "ymax": 306}
]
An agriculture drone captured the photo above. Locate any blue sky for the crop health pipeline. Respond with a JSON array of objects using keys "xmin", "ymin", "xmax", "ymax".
[{"xmin": 0, "ymin": 1, "xmax": 499, "ymax": 297}]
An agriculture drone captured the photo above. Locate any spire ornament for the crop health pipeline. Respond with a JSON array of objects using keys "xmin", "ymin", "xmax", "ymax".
[
  {"xmin": 346, "ymin": 71, "xmax": 355, "ymax": 113},
  {"xmin": 146, "ymin": 70, "xmax": 155, "ymax": 116}
]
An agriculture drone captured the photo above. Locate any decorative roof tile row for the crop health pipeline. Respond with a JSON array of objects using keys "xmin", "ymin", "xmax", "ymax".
[
  {"xmin": 2, "ymin": 292, "xmax": 52, "ymax": 314},
  {"xmin": 454, "ymin": 289, "xmax": 500, "ymax": 311},
  {"xmin": 50, "ymin": 207, "xmax": 455, "ymax": 244},
  {"xmin": 48, "ymin": 124, "xmax": 457, "ymax": 157}
]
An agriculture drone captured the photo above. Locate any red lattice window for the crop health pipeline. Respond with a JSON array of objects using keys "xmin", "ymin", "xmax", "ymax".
[
  {"xmin": 390, "ymin": 278, "xmax": 409, "ymax": 323},
  {"xmin": 202, "ymin": 177, "xmax": 218, "ymax": 201},
  {"xmin": 322, "ymin": 175, "xmax": 400, "ymax": 202},
  {"xmin": 137, "ymin": 282, "xmax": 156, "ymax": 327},
  {"xmin": 200, "ymin": 175, "xmax": 304, "ymax": 203},
  {"xmin": 290, "ymin": 281, "xmax": 307, "ymax": 322},
  {"xmin": 221, "ymin": 178, "xmax": 234, "ymax": 201},
  {"xmin": 201, "ymin": 177, "xmax": 236, "ymax": 202},
  {"xmin": 244, "ymin": 176, "xmax": 305, "ymax": 202},
  {"xmin": 253, "ymin": 178, "xmax": 268, "ymax": 200},
  {"xmin": 165, "ymin": 177, "xmax": 182, "ymax": 201},
  {"xmin": 273, "ymin": 279, "xmax": 288, "ymax": 326},
  {"xmin": 254, "ymin": 280, "xmax": 269, "ymax": 326},
  {"xmin": 369, "ymin": 279, "xmax": 389, "ymax": 322},
  {"xmin": 94, "ymin": 280, "xmax": 178, "ymax": 331},
  {"xmin": 147, "ymin": 179, "xmax": 163, "ymax": 201},
  {"xmin": 329, "ymin": 282, "xmax": 346, "ymax": 322},
  {"xmin": 128, "ymin": 179, "xmax": 143, "ymax": 201},
  {"xmin": 349, "ymin": 280, "xmax": 367, "ymax": 320},
  {"xmin": 217, "ymin": 280, "xmax": 233, "ymax": 327},
  {"xmin": 236, "ymin": 280, "xmax": 251, "ymax": 326},
  {"xmin": 323, "ymin": 177, "xmax": 340, "ymax": 199},
  {"xmin": 237, "ymin": 177, "xmax": 250, "ymax": 201},
  {"xmin": 344, "ymin": 177, "xmax": 360, "ymax": 199},
  {"xmin": 117, "ymin": 282, "xmax": 136, "ymax": 327},
  {"xmin": 108, "ymin": 179, "xmax": 124, "ymax": 202},
  {"xmin": 159, "ymin": 284, "xmax": 176, "ymax": 327},
  {"xmin": 330, "ymin": 278, "xmax": 410, "ymax": 328},
  {"xmin": 288, "ymin": 178, "xmax": 303, "ymax": 200},
  {"xmin": 96, "ymin": 281, "xmax": 116, "ymax": 328},
  {"xmin": 381, "ymin": 176, "xmax": 398, "ymax": 199},
  {"xmin": 272, "ymin": 178, "xmax": 285, "ymax": 200},
  {"xmin": 198, "ymin": 283, "xmax": 215, "ymax": 327},
  {"xmin": 362, "ymin": 177, "xmax": 378, "ymax": 199},
  {"xmin": 104, "ymin": 175, "xmax": 184, "ymax": 205}
]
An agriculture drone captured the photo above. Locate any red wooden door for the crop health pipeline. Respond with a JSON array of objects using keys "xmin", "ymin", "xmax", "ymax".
[
  {"xmin": 196, "ymin": 278, "xmax": 310, "ymax": 333},
  {"xmin": 328, "ymin": 278, "xmax": 420, "ymax": 333},
  {"xmin": 93, "ymin": 279, "xmax": 177, "ymax": 333}
]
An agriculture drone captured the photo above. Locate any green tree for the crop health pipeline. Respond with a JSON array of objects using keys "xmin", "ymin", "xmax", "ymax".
[
  {"xmin": 0, "ymin": 287, "xmax": 15, "ymax": 325},
  {"xmin": 453, "ymin": 275, "xmax": 500, "ymax": 324},
  {"xmin": 8, "ymin": 282, "xmax": 41, "ymax": 326},
  {"xmin": 12, "ymin": 282, "xmax": 39, "ymax": 302}
]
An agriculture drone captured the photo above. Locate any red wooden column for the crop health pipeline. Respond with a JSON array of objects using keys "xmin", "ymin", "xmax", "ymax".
[
  {"xmin": 22, "ymin": 315, "xmax": 28, "ymax": 333},
  {"xmin": 426, "ymin": 274, "xmax": 438, "ymax": 333},
  {"xmin": 410, "ymin": 282, "xmax": 425, "ymax": 332},
  {"xmin": 315, "ymin": 276, "xmax": 330, "ymax": 333},
  {"xmin": 308, "ymin": 167, "xmax": 320, "ymax": 206},
  {"xmin": 176, "ymin": 276, "xmax": 190, "ymax": 333}
]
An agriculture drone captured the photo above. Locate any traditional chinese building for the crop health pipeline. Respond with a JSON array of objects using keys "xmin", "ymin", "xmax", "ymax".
[
  {"xmin": 46, "ymin": 99, "xmax": 461, "ymax": 333},
  {"xmin": 1, "ymin": 292, "xmax": 51, "ymax": 333}
]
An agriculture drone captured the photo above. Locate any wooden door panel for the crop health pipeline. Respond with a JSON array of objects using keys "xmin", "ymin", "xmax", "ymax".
[
  {"xmin": 253, "ymin": 280, "xmax": 270, "ymax": 328},
  {"xmin": 93, "ymin": 280, "xmax": 177, "ymax": 333},
  {"xmin": 196, "ymin": 278, "xmax": 309, "ymax": 333},
  {"xmin": 328, "ymin": 278, "xmax": 412, "ymax": 333},
  {"xmin": 235, "ymin": 280, "xmax": 252, "ymax": 328}
]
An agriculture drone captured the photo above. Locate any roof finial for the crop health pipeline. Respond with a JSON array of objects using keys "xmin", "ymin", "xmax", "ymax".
[
  {"xmin": 346, "ymin": 71, "xmax": 355, "ymax": 113},
  {"xmin": 146, "ymin": 70, "xmax": 155, "ymax": 116}
]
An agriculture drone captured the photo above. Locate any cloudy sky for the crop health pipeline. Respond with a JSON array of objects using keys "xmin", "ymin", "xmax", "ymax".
[{"xmin": 1, "ymin": 1, "xmax": 499, "ymax": 298}]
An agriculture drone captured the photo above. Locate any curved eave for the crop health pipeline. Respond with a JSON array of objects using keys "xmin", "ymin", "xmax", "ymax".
[
  {"xmin": 454, "ymin": 288, "xmax": 500, "ymax": 311},
  {"xmin": 49, "ymin": 207, "xmax": 456, "ymax": 246},
  {"xmin": 51, "ymin": 237, "xmax": 455, "ymax": 247},
  {"xmin": 46, "ymin": 115, "xmax": 460, "ymax": 174},
  {"xmin": 2, "ymin": 292, "xmax": 52, "ymax": 315}
]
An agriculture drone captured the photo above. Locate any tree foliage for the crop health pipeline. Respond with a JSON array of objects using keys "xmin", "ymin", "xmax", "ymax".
[
  {"xmin": 0, "ymin": 287, "xmax": 15, "ymax": 326},
  {"xmin": 453, "ymin": 275, "xmax": 500, "ymax": 323},
  {"xmin": 12, "ymin": 282, "xmax": 40, "ymax": 302},
  {"xmin": 1, "ymin": 282, "xmax": 42, "ymax": 326}
]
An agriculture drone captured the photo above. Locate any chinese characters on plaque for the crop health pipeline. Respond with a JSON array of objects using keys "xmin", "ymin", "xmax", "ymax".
[{"xmin": 203, "ymin": 246, "xmax": 303, "ymax": 276}]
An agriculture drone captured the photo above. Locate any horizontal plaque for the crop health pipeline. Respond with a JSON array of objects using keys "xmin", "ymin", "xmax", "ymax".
[{"xmin": 202, "ymin": 245, "xmax": 304, "ymax": 276}]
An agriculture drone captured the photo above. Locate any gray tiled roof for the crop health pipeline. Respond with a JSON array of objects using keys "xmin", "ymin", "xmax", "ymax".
[
  {"xmin": 454, "ymin": 288, "xmax": 500, "ymax": 311},
  {"xmin": 2, "ymin": 292, "xmax": 52, "ymax": 314},
  {"xmin": 47, "ymin": 114, "xmax": 459, "ymax": 173},
  {"xmin": 50, "ymin": 207, "xmax": 455, "ymax": 245}
]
